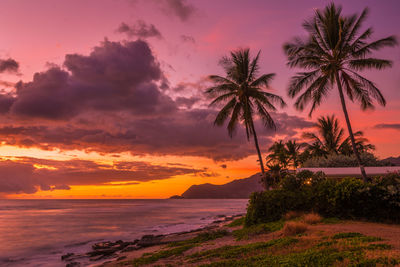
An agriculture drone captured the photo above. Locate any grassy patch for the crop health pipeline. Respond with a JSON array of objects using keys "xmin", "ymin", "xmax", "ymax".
[
  {"xmin": 232, "ymin": 220, "xmax": 284, "ymax": 240},
  {"xmin": 227, "ymin": 217, "xmax": 245, "ymax": 227},
  {"xmin": 189, "ymin": 237, "xmax": 298, "ymax": 262},
  {"xmin": 167, "ymin": 230, "xmax": 229, "ymax": 247},
  {"xmin": 282, "ymin": 221, "xmax": 308, "ymax": 236},
  {"xmin": 131, "ymin": 244, "xmax": 194, "ymax": 266}
]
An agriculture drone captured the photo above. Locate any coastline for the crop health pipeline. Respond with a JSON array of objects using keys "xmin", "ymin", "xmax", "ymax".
[
  {"xmin": 60, "ymin": 214, "xmax": 244, "ymax": 267},
  {"xmin": 93, "ymin": 215, "xmax": 400, "ymax": 267}
]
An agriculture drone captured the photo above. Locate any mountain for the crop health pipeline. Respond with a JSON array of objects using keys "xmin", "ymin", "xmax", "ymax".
[
  {"xmin": 382, "ymin": 156, "xmax": 400, "ymax": 166},
  {"xmin": 178, "ymin": 173, "xmax": 264, "ymax": 199}
]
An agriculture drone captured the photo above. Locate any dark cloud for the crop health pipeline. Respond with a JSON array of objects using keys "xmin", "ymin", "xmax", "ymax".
[
  {"xmin": 0, "ymin": 157, "xmax": 204, "ymax": 194},
  {"xmin": 116, "ymin": 20, "xmax": 162, "ymax": 39},
  {"xmin": 0, "ymin": 93, "xmax": 15, "ymax": 114},
  {"xmin": 8, "ymin": 39, "xmax": 173, "ymax": 120},
  {"xmin": 0, "ymin": 110, "xmax": 312, "ymax": 161},
  {"xmin": 180, "ymin": 35, "xmax": 195, "ymax": 44},
  {"xmin": 162, "ymin": 0, "xmax": 196, "ymax": 21},
  {"xmin": 175, "ymin": 96, "xmax": 200, "ymax": 108},
  {"xmin": 374, "ymin": 123, "xmax": 400, "ymax": 130},
  {"xmin": 0, "ymin": 38, "xmax": 312, "ymax": 162},
  {"xmin": 220, "ymin": 164, "xmax": 227, "ymax": 169},
  {"xmin": 0, "ymin": 58, "xmax": 19, "ymax": 73}
]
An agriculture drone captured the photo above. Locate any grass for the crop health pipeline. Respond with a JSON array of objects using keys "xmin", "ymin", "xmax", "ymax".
[
  {"xmin": 303, "ymin": 213, "xmax": 323, "ymax": 224},
  {"xmin": 227, "ymin": 217, "xmax": 245, "ymax": 227},
  {"xmin": 284, "ymin": 211, "xmax": 304, "ymax": 220},
  {"xmin": 282, "ymin": 221, "xmax": 308, "ymax": 236},
  {"xmin": 125, "ymin": 219, "xmax": 399, "ymax": 267},
  {"xmin": 232, "ymin": 219, "xmax": 284, "ymax": 240},
  {"xmin": 188, "ymin": 237, "xmax": 299, "ymax": 262},
  {"xmin": 129, "ymin": 230, "xmax": 229, "ymax": 266},
  {"xmin": 196, "ymin": 232, "xmax": 398, "ymax": 267},
  {"xmin": 131, "ymin": 244, "xmax": 194, "ymax": 266},
  {"xmin": 167, "ymin": 229, "xmax": 229, "ymax": 247}
]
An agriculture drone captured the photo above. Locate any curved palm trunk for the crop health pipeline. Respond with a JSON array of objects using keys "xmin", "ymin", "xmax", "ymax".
[
  {"xmin": 250, "ymin": 122, "xmax": 265, "ymax": 175},
  {"xmin": 335, "ymin": 72, "xmax": 368, "ymax": 182}
]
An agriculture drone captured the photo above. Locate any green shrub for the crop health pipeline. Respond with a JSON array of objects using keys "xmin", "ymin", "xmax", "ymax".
[{"xmin": 245, "ymin": 172, "xmax": 400, "ymax": 226}]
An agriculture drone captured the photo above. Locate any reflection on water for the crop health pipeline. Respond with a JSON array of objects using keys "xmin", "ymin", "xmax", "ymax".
[{"xmin": 0, "ymin": 199, "xmax": 248, "ymax": 266}]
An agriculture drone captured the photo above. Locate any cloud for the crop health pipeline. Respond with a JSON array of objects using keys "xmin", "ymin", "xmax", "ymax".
[
  {"xmin": 220, "ymin": 164, "xmax": 227, "ymax": 169},
  {"xmin": 0, "ymin": 157, "xmax": 205, "ymax": 194},
  {"xmin": 0, "ymin": 38, "xmax": 312, "ymax": 162},
  {"xmin": 180, "ymin": 35, "xmax": 195, "ymax": 44},
  {"xmin": 8, "ymin": 39, "xmax": 173, "ymax": 120},
  {"xmin": 162, "ymin": 0, "xmax": 196, "ymax": 21},
  {"xmin": 116, "ymin": 20, "xmax": 162, "ymax": 39},
  {"xmin": 373, "ymin": 123, "xmax": 400, "ymax": 130},
  {"xmin": 0, "ymin": 58, "xmax": 19, "ymax": 73}
]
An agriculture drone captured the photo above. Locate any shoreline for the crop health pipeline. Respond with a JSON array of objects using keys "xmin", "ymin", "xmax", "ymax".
[
  {"xmin": 61, "ymin": 214, "xmax": 244, "ymax": 267},
  {"xmin": 94, "ymin": 215, "xmax": 400, "ymax": 267}
]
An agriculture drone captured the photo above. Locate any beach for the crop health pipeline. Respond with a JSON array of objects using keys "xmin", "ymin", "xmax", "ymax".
[{"xmin": 0, "ymin": 199, "xmax": 247, "ymax": 267}]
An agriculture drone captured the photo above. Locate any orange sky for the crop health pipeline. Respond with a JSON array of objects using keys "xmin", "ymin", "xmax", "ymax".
[{"xmin": 0, "ymin": 0, "xmax": 399, "ymax": 199}]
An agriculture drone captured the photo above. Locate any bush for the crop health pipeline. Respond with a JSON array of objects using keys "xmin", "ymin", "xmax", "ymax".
[
  {"xmin": 282, "ymin": 222, "xmax": 308, "ymax": 236},
  {"xmin": 245, "ymin": 172, "xmax": 400, "ymax": 226},
  {"xmin": 303, "ymin": 213, "xmax": 322, "ymax": 224}
]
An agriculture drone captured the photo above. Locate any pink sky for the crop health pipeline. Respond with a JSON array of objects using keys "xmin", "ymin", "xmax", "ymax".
[{"xmin": 0, "ymin": 0, "xmax": 399, "ymax": 198}]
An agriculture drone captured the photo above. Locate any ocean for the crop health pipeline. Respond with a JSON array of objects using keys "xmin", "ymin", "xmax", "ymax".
[{"xmin": 0, "ymin": 199, "xmax": 248, "ymax": 266}]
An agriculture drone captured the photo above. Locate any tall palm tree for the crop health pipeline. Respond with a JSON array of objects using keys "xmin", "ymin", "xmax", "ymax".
[
  {"xmin": 284, "ymin": 4, "xmax": 397, "ymax": 181},
  {"xmin": 303, "ymin": 115, "xmax": 374, "ymax": 157},
  {"xmin": 206, "ymin": 48, "xmax": 286, "ymax": 175}
]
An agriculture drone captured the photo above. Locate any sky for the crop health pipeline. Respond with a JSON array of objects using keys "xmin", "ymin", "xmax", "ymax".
[{"xmin": 0, "ymin": 0, "xmax": 399, "ymax": 199}]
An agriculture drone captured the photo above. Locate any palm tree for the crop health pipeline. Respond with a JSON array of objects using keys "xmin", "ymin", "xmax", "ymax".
[
  {"xmin": 266, "ymin": 140, "xmax": 289, "ymax": 169},
  {"xmin": 303, "ymin": 115, "xmax": 374, "ymax": 157},
  {"xmin": 285, "ymin": 140, "xmax": 305, "ymax": 169},
  {"xmin": 206, "ymin": 48, "xmax": 286, "ymax": 175},
  {"xmin": 284, "ymin": 4, "xmax": 397, "ymax": 181},
  {"xmin": 266, "ymin": 140, "xmax": 305, "ymax": 169}
]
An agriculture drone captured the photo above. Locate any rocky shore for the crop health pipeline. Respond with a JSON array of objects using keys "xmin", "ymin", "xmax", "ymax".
[{"xmin": 61, "ymin": 214, "xmax": 244, "ymax": 267}]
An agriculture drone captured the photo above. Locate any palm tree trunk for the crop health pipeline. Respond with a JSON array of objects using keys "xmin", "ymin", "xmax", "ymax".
[
  {"xmin": 335, "ymin": 72, "xmax": 368, "ymax": 182},
  {"xmin": 250, "ymin": 122, "xmax": 265, "ymax": 175}
]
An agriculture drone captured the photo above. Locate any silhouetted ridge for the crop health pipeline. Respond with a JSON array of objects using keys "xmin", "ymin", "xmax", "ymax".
[{"xmin": 180, "ymin": 173, "xmax": 264, "ymax": 199}]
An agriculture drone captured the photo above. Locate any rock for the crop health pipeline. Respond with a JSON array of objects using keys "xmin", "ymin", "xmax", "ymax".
[
  {"xmin": 121, "ymin": 245, "xmax": 140, "ymax": 252},
  {"xmin": 117, "ymin": 256, "xmax": 127, "ymax": 261},
  {"xmin": 66, "ymin": 262, "xmax": 80, "ymax": 267},
  {"xmin": 137, "ymin": 235, "xmax": 165, "ymax": 247},
  {"xmin": 61, "ymin": 253, "xmax": 74, "ymax": 261}
]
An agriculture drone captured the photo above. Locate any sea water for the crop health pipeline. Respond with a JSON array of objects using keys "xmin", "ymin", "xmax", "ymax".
[{"xmin": 0, "ymin": 199, "xmax": 248, "ymax": 266}]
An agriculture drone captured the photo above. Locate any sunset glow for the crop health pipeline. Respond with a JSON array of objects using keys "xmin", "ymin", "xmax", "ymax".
[{"xmin": 0, "ymin": 0, "xmax": 399, "ymax": 199}]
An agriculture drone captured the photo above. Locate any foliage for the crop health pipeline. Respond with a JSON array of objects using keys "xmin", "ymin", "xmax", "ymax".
[
  {"xmin": 206, "ymin": 48, "xmax": 286, "ymax": 174},
  {"xmin": 284, "ymin": 3, "xmax": 397, "ymax": 181},
  {"xmin": 302, "ymin": 152, "xmax": 388, "ymax": 167},
  {"xmin": 232, "ymin": 220, "xmax": 284, "ymax": 240},
  {"xmin": 283, "ymin": 3, "xmax": 397, "ymax": 116},
  {"xmin": 167, "ymin": 230, "xmax": 229, "ymax": 247},
  {"xmin": 245, "ymin": 172, "xmax": 400, "ymax": 226},
  {"xmin": 282, "ymin": 221, "xmax": 308, "ymax": 236},
  {"xmin": 227, "ymin": 217, "xmax": 245, "ymax": 227},
  {"xmin": 302, "ymin": 115, "xmax": 375, "ymax": 157},
  {"xmin": 195, "ymin": 232, "xmax": 398, "ymax": 267}
]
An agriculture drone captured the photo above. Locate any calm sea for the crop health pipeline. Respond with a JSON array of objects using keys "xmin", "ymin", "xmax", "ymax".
[{"xmin": 0, "ymin": 199, "xmax": 248, "ymax": 266}]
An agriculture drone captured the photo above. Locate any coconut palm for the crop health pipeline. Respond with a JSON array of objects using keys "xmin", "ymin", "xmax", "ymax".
[
  {"xmin": 206, "ymin": 48, "xmax": 286, "ymax": 175},
  {"xmin": 266, "ymin": 140, "xmax": 289, "ymax": 168},
  {"xmin": 266, "ymin": 140, "xmax": 305, "ymax": 169},
  {"xmin": 303, "ymin": 115, "xmax": 374, "ymax": 157},
  {"xmin": 284, "ymin": 3, "xmax": 397, "ymax": 181},
  {"xmin": 285, "ymin": 140, "xmax": 306, "ymax": 169}
]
